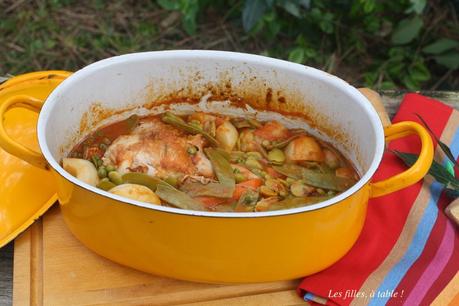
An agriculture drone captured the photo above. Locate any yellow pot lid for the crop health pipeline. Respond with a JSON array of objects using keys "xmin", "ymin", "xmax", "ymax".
[{"xmin": 0, "ymin": 71, "xmax": 71, "ymax": 248}]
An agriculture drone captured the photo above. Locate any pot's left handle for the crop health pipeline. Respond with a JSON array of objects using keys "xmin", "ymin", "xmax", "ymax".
[{"xmin": 0, "ymin": 95, "xmax": 49, "ymax": 170}]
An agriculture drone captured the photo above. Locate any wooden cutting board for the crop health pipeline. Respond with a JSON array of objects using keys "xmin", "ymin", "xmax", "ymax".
[{"xmin": 12, "ymin": 89, "xmax": 386, "ymax": 306}]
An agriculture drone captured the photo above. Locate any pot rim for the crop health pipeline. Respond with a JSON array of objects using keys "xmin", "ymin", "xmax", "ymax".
[{"xmin": 37, "ymin": 50, "xmax": 385, "ymax": 218}]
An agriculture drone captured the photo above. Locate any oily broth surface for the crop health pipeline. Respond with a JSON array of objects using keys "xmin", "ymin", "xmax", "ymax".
[{"xmin": 65, "ymin": 96, "xmax": 363, "ymax": 177}]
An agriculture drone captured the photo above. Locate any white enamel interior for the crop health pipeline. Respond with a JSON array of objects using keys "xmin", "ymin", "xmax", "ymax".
[{"xmin": 37, "ymin": 50, "xmax": 385, "ymax": 217}]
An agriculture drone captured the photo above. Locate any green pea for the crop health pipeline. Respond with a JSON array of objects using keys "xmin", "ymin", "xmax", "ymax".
[
  {"xmin": 268, "ymin": 148, "xmax": 285, "ymax": 164},
  {"xmin": 187, "ymin": 146, "xmax": 197, "ymax": 155},
  {"xmin": 108, "ymin": 171, "xmax": 123, "ymax": 185},
  {"xmin": 246, "ymin": 151, "xmax": 262, "ymax": 160},
  {"xmin": 106, "ymin": 165, "xmax": 116, "ymax": 172},
  {"xmin": 98, "ymin": 166, "xmax": 107, "ymax": 178},
  {"xmin": 99, "ymin": 143, "xmax": 108, "ymax": 150},
  {"xmin": 235, "ymin": 173, "xmax": 246, "ymax": 183},
  {"xmin": 164, "ymin": 176, "xmax": 179, "ymax": 187},
  {"xmin": 189, "ymin": 120, "xmax": 202, "ymax": 129},
  {"xmin": 245, "ymin": 157, "xmax": 262, "ymax": 170}
]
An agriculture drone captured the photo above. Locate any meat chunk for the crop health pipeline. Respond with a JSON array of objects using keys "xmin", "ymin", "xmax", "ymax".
[{"xmin": 103, "ymin": 117, "xmax": 213, "ymax": 179}]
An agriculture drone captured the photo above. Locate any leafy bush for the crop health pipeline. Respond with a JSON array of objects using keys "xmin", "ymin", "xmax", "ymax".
[
  {"xmin": 158, "ymin": 0, "xmax": 459, "ymax": 90},
  {"xmin": 1, "ymin": 0, "xmax": 457, "ymax": 90}
]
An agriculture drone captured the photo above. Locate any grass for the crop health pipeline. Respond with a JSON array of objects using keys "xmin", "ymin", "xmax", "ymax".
[
  {"xmin": 0, "ymin": 1, "xmax": 249, "ymax": 74},
  {"xmin": 0, "ymin": 0, "xmax": 458, "ymax": 90}
]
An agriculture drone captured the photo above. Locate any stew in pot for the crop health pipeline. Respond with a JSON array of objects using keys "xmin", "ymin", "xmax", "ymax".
[{"xmin": 62, "ymin": 111, "xmax": 359, "ymax": 212}]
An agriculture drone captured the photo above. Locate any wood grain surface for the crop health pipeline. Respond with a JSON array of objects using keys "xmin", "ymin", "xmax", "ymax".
[
  {"xmin": 0, "ymin": 242, "xmax": 13, "ymax": 306},
  {"xmin": 13, "ymin": 207, "xmax": 304, "ymax": 306},
  {"xmin": 2, "ymin": 90, "xmax": 457, "ymax": 306}
]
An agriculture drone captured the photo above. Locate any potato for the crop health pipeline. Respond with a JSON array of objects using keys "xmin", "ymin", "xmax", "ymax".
[
  {"xmin": 62, "ymin": 158, "xmax": 99, "ymax": 186},
  {"xmin": 323, "ymin": 149, "xmax": 341, "ymax": 169},
  {"xmin": 109, "ymin": 183, "xmax": 161, "ymax": 205},
  {"xmin": 216, "ymin": 120, "xmax": 238, "ymax": 151},
  {"xmin": 284, "ymin": 136, "xmax": 324, "ymax": 162}
]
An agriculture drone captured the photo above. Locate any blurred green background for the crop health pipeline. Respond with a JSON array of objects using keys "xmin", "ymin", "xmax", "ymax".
[{"xmin": 1, "ymin": 0, "xmax": 458, "ymax": 90}]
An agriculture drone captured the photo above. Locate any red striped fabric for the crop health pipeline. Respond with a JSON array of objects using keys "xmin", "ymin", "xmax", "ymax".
[
  {"xmin": 297, "ymin": 93, "xmax": 458, "ymax": 305},
  {"xmin": 421, "ymin": 196, "xmax": 459, "ymax": 305}
]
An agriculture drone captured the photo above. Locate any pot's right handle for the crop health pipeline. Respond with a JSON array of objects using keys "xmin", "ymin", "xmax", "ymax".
[
  {"xmin": 370, "ymin": 121, "xmax": 433, "ymax": 197},
  {"xmin": 358, "ymin": 88, "xmax": 434, "ymax": 198},
  {"xmin": 0, "ymin": 95, "xmax": 49, "ymax": 170}
]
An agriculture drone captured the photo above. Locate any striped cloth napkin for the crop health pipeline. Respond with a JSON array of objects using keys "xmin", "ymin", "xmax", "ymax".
[{"xmin": 297, "ymin": 93, "xmax": 459, "ymax": 306}]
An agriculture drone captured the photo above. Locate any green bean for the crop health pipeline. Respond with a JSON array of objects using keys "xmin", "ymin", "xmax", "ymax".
[
  {"xmin": 180, "ymin": 181, "xmax": 234, "ymax": 198},
  {"xmin": 121, "ymin": 172, "xmax": 163, "ymax": 191},
  {"xmin": 231, "ymin": 118, "xmax": 261, "ymax": 129},
  {"xmin": 273, "ymin": 164, "xmax": 355, "ymax": 191},
  {"xmin": 213, "ymin": 147, "xmax": 231, "ymax": 161},
  {"xmin": 247, "ymin": 118, "xmax": 262, "ymax": 128},
  {"xmin": 161, "ymin": 112, "xmax": 219, "ymax": 146},
  {"xmin": 265, "ymin": 134, "xmax": 304, "ymax": 150},
  {"xmin": 155, "ymin": 184, "xmax": 204, "ymax": 210},
  {"xmin": 126, "ymin": 114, "xmax": 139, "ymax": 131},
  {"xmin": 205, "ymin": 148, "xmax": 235, "ymax": 190},
  {"xmin": 97, "ymin": 179, "xmax": 116, "ymax": 191}
]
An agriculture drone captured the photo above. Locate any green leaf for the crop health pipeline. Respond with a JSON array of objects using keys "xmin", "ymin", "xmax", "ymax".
[
  {"xmin": 391, "ymin": 16, "xmax": 423, "ymax": 45},
  {"xmin": 388, "ymin": 62, "xmax": 405, "ymax": 76},
  {"xmin": 423, "ymin": 38, "xmax": 459, "ymax": 54},
  {"xmin": 242, "ymin": 0, "xmax": 268, "ymax": 32},
  {"xmin": 362, "ymin": 0, "xmax": 376, "ymax": 13},
  {"xmin": 288, "ymin": 47, "xmax": 305, "ymax": 63},
  {"xmin": 402, "ymin": 75, "xmax": 420, "ymax": 91},
  {"xmin": 433, "ymin": 52, "xmax": 459, "ymax": 70},
  {"xmin": 182, "ymin": 15, "xmax": 196, "ymax": 35},
  {"xmin": 406, "ymin": 0, "xmax": 427, "ymax": 14},
  {"xmin": 299, "ymin": 0, "xmax": 310, "ymax": 8},
  {"xmin": 415, "ymin": 113, "xmax": 459, "ymax": 169},
  {"xmin": 379, "ymin": 81, "xmax": 397, "ymax": 90},
  {"xmin": 445, "ymin": 188, "xmax": 459, "ymax": 199},
  {"xmin": 281, "ymin": 1, "xmax": 301, "ymax": 17},
  {"xmin": 157, "ymin": 0, "xmax": 180, "ymax": 10},
  {"xmin": 393, "ymin": 151, "xmax": 459, "ymax": 189},
  {"xmin": 409, "ymin": 62, "xmax": 430, "ymax": 82}
]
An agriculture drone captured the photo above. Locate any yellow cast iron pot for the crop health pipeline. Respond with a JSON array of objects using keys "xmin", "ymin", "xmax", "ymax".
[{"xmin": 0, "ymin": 51, "xmax": 433, "ymax": 283}]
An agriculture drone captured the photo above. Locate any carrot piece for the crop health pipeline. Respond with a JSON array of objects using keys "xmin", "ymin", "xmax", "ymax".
[
  {"xmin": 194, "ymin": 196, "xmax": 227, "ymax": 208},
  {"xmin": 232, "ymin": 179, "xmax": 263, "ymax": 200},
  {"xmin": 265, "ymin": 166, "xmax": 285, "ymax": 179}
]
